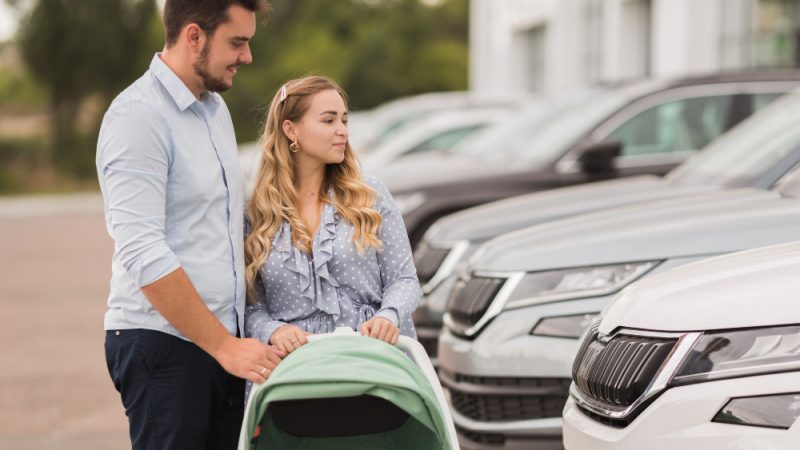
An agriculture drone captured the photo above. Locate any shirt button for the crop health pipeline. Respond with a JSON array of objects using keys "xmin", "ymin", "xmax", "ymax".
[{"xmin": 115, "ymin": 331, "xmax": 120, "ymax": 336}]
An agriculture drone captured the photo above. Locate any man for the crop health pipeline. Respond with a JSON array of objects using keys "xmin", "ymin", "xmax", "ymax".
[{"xmin": 96, "ymin": 1, "xmax": 278, "ymax": 448}]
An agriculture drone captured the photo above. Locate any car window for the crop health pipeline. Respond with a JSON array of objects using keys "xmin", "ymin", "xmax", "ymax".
[
  {"xmin": 753, "ymin": 92, "xmax": 784, "ymax": 111},
  {"xmin": 606, "ymin": 95, "xmax": 733, "ymax": 156},
  {"xmin": 454, "ymin": 103, "xmax": 551, "ymax": 156},
  {"xmin": 406, "ymin": 125, "xmax": 484, "ymax": 155},
  {"xmin": 456, "ymin": 81, "xmax": 668, "ymax": 163},
  {"xmin": 455, "ymin": 89, "xmax": 625, "ymax": 162},
  {"xmin": 374, "ymin": 113, "xmax": 435, "ymax": 149},
  {"xmin": 666, "ymin": 92, "xmax": 800, "ymax": 188}
]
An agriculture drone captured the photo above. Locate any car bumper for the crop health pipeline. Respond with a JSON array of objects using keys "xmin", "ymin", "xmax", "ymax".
[
  {"xmin": 563, "ymin": 371, "xmax": 800, "ymax": 450},
  {"xmin": 413, "ymin": 272, "xmax": 458, "ymax": 363},
  {"xmin": 437, "ymin": 296, "xmax": 609, "ymax": 448}
]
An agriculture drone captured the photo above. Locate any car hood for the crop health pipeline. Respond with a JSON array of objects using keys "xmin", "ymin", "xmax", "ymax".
[
  {"xmin": 424, "ymin": 176, "xmax": 719, "ymax": 243},
  {"xmin": 471, "ymin": 188, "xmax": 800, "ymax": 272},
  {"xmin": 364, "ymin": 151, "xmax": 538, "ymax": 193},
  {"xmin": 600, "ymin": 241, "xmax": 800, "ymax": 334}
]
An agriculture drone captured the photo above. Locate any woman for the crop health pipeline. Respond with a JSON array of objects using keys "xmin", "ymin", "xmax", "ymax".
[{"xmin": 244, "ymin": 76, "xmax": 420, "ymax": 357}]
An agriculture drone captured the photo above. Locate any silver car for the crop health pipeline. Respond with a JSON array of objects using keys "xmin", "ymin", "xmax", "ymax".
[
  {"xmin": 414, "ymin": 89, "xmax": 800, "ymax": 363},
  {"xmin": 437, "ymin": 164, "xmax": 800, "ymax": 449}
]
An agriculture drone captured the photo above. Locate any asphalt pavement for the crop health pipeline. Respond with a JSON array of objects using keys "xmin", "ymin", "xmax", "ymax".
[{"xmin": 0, "ymin": 193, "xmax": 129, "ymax": 449}]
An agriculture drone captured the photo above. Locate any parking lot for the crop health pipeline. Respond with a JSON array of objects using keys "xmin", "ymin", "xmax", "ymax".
[{"xmin": 0, "ymin": 195, "xmax": 128, "ymax": 449}]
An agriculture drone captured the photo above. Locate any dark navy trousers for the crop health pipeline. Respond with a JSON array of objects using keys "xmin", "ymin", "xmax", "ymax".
[{"xmin": 105, "ymin": 329, "xmax": 245, "ymax": 450}]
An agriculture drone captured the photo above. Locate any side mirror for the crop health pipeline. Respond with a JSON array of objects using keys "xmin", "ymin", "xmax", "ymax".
[{"xmin": 578, "ymin": 140, "xmax": 622, "ymax": 177}]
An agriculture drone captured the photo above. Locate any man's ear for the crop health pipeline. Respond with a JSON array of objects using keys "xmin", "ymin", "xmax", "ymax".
[
  {"xmin": 282, "ymin": 120, "xmax": 297, "ymax": 141},
  {"xmin": 184, "ymin": 23, "xmax": 206, "ymax": 55}
]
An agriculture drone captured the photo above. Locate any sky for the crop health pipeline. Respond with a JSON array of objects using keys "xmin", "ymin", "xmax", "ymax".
[{"xmin": 0, "ymin": 2, "xmax": 15, "ymax": 42}]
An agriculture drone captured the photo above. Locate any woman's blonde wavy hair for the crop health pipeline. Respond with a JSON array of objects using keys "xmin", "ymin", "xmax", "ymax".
[{"xmin": 245, "ymin": 76, "xmax": 383, "ymax": 301}]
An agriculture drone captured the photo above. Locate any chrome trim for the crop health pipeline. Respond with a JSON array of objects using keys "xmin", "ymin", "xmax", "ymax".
[
  {"xmin": 422, "ymin": 240, "xmax": 470, "ymax": 295},
  {"xmin": 443, "ymin": 271, "xmax": 525, "ymax": 337},
  {"xmin": 439, "ymin": 371, "xmax": 569, "ymax": 396},
  {"xmin": 569, "ymin": 328, "xmax": 702, "ymax": 420}
]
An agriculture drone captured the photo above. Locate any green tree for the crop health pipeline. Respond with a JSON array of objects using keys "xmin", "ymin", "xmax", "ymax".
[
  {"xmin": 226, "ymin": 0, "xmax": 469, "ymax": 140},
  {"xmin": 14, "ymin": 0, "xmax": 161, "ymax": 177}
]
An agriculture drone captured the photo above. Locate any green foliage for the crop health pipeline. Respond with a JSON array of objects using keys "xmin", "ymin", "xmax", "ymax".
[
  {"xmin": 4, "ymin": 0, "xmax": 468, "ymax": 187},
  {"xmin": 225, "ymin": 0, "xmax": 469, "ymax": 140},
  {"xmin": 0, "ymin": 136, "xmax": 47, "ymax": 193},
  {"xmin": 18, "ymin": 0, "xmax": 160, "ymax": 101},
  {"xmin": 15, "ymin": 0, "xmax": 161, "ymax": 178},
  {"xmin": 0, "ymin": 67, "xmax": 47, "ymax": 108}
]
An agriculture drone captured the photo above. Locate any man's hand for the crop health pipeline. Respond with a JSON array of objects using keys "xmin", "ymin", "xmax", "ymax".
[
  {"xmin": 140, "ymin": 269, "xmax": 287, "ymax": 384},
  {"xmin": 360, "ymin": 317, "xmax": 399, "ymax": 344},
  {"xmin": 269, "ymin": 324, "xmax": 311, "ymax": 354},
  {"xmin": 213, "ymin": 335, "xmax": 285, "ymax": 384}
]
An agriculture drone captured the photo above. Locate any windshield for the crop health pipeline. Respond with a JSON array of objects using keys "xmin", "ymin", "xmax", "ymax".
[
  {"xmin": 453, "ymin": 83, "xmax": 660, "ymax": 164},
  {"xmin": 666, "ymin": 93, "xmax": 800, "ymax": 188},
  {"xmin": 453, "ymin": 102, "xmax": 550, "ymax": 155},
  {"xmin": 774, "ymin": 163, "xmax": 800, "ymax": 198}
]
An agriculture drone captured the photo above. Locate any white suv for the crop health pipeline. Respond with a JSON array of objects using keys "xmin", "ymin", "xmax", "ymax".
[{"xmin": 563, "ymin": 241, "xmax": 800, "ymax": 449}]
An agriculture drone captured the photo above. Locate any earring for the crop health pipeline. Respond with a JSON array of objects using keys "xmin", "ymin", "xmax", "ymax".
[{"xmin": 289, "ymin": 141, "xmax": 300, "ymax": 153}]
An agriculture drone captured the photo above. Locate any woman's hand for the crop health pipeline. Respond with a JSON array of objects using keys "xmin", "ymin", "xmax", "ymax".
[
  {"xmin": 269, "ymin": 324, "xmax": 311, "ymax": 354},
  {"xmin": 360, "ymin": 317, "xmax": 400, "ymax": 344}
]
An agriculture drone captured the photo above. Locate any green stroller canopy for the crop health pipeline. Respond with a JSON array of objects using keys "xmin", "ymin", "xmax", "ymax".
[{"xmin": 242, "ymin": 335, "xmax": 454, "ymax": 450}]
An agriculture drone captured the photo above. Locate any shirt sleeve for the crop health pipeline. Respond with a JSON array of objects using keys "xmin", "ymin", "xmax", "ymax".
[
  {"xmin": 97, "ymin": 101, "xmax": 181, "ymax": 287},
  {"xmin": 244, "ymin": 271, "xmax": 287, "ymax": 344},
  {"xmin": 368, "ymin": 178, "xmax": 422, "ymax": 330}
]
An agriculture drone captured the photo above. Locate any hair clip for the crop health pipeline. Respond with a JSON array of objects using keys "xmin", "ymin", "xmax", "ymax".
[{"xmin": 279, "ymin": 84, "xmax": 287, "ymax": 103}]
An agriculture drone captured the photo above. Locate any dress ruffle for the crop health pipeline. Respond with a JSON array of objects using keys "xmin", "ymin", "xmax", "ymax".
[{"xmin": 271, "ymin": 200, "xmax": 342, "ymax": 319}]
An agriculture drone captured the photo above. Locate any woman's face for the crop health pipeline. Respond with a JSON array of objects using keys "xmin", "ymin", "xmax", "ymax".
[{"xmin": 289, "ymin": 89, "xmax": 349, "ymax": 165}]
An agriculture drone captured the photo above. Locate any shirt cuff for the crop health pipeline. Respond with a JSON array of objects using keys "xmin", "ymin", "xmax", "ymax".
[{"xmin": 375, "ymin": 308, "xmax": 399, "ymax": 326}]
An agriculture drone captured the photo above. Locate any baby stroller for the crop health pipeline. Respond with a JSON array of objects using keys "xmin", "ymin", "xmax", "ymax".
[{"xmin": 238, "ymin": 327, "xmax": 459, "ymax": 450}]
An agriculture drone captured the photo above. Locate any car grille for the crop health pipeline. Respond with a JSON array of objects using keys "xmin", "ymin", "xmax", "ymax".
[
  {"xmin": 445, "ymin": 276, "xmax": 505, "ymax": 332},
  {"xmin": 455, "ymin": 425, "xmax": 506, "ymax": 446},
  {"xmin": 572, "ymin": 328, "xmax": 677, "ymax": 415},
  {"xmin": 442, "ymin": 370, "xmax": 571, "ymax": 422},
  {"xmin": 419, "ymin": 334, "xmax": 438, "ymax": 359},
  {"xmin": 414, "ymin": 245, "xmax": 451, "ymax": 284}
]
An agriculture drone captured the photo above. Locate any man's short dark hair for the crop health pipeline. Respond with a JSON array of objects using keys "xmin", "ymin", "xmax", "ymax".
[{"xmin": 163, "ymin": 0, "xmax": 269, "ymax": 47}]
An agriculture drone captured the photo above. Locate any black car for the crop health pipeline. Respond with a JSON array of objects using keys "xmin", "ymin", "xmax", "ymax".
[{"xmin": 368, "ymin": 71, "xmax": 800, "ymax": 247}]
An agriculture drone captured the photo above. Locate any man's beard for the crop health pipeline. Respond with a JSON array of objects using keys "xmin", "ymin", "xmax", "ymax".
[{"xmin": 193, "ymin": 41, "xmax": 234, "ymax": 93}]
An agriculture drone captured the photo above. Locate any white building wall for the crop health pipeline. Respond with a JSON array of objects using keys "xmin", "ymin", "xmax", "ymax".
[
  {"xmin": 650, "ymin": 0, "xmax": 722, "ymax": 77},
  {"xmin": 470, "ymin": 0, "xmax": 766, "ymax": 93}
]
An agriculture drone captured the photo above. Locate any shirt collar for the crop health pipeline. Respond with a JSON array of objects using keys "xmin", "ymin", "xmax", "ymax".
[{"xmin": 150, "ymin": 53, "xmax": 206, "ymax": 112}]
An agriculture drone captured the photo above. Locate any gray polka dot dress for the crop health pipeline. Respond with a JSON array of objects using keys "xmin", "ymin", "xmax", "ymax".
[{"xmin": 245, "ymin": 177, "xmax": 420, "ymax": 344}]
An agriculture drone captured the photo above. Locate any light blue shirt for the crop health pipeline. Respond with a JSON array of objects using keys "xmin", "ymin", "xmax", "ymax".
[{"xmin": 96, "ymin": 54, "xmax": 245, "ymax": 340}]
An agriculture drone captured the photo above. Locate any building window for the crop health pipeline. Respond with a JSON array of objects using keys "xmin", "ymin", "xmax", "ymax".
[
  {"xmin": 584, "ymin": 0, "xmax": 604, "ymax": 83},
  {"xmin": 512, "ymin": 25, "xmax": 546, "ymax": 92},
  {"xmin": 721, "ymin": 0, "xmax": 800, "ymax": 69}
]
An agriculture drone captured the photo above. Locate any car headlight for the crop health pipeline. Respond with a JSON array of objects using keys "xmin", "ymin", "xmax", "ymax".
[
  {"xmin": 393, "ymin": 192, "xmax": 427, "ymax": 215},
  {"xmin": 671, "ymin": 324, "xmax": 800, "ymax": 385},
  {"xmin": 713, "ymin": 393, "xmax": 800, "ymax": 429},
  {"xmin": 530, "ymin": 313, "xmax": 600, "ymax": 339},
  {"xmin": 503, "ymin": 261, "xmax": 659, "ymax": 309}
]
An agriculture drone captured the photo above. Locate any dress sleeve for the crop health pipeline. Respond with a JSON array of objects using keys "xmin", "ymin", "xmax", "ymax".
[{"xmin": 368, "ymin": 178, "xmax": 422, "ymax": 332}]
